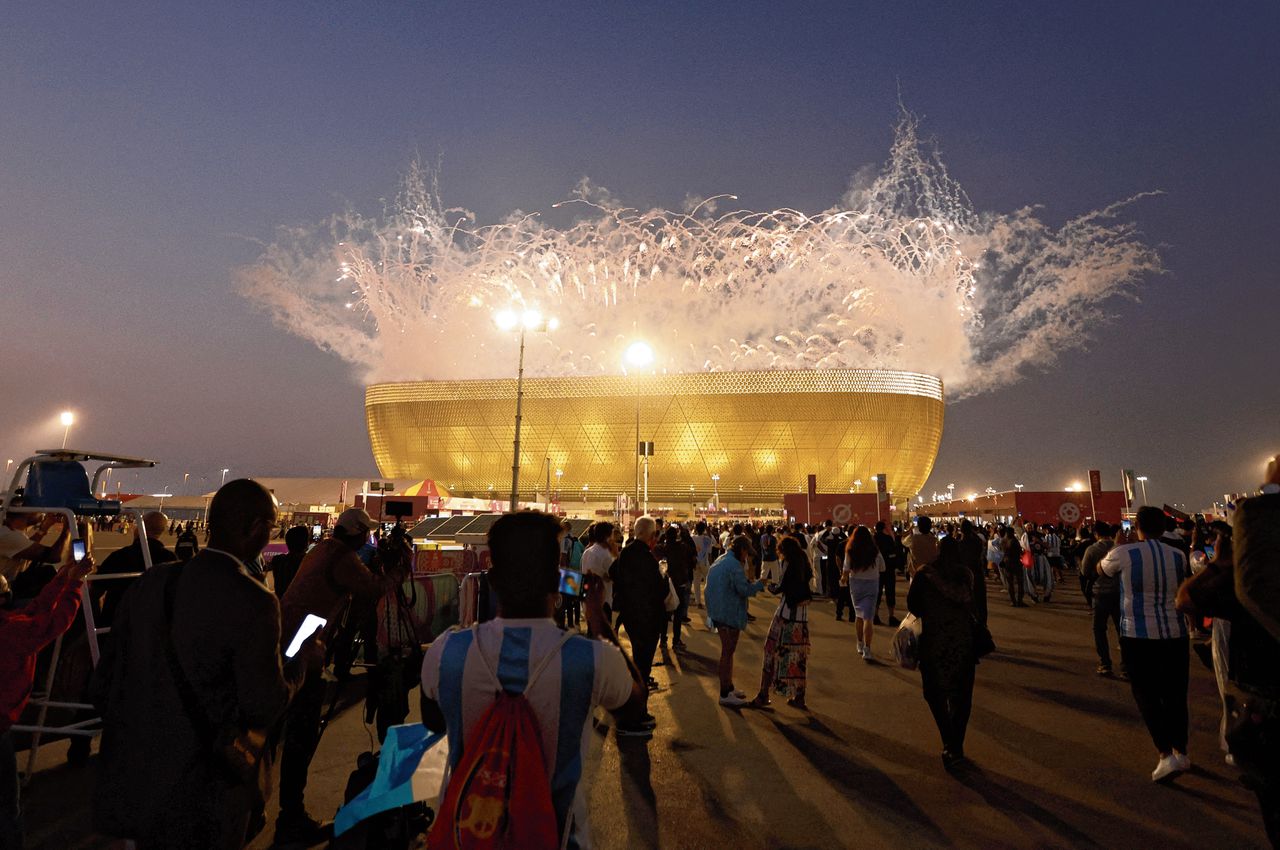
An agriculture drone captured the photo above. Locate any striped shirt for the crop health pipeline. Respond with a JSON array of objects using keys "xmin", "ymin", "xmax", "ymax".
[
  {"xmin": 1099, "ymin": 539, "xmax": 1189, "ymax": 640},
  {"xmin": 421, "ymin": 618, "xmax": 633, "ymax": 849}
]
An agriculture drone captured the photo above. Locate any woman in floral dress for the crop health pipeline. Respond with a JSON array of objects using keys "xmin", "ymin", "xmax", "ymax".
[{"xmin": 752, "ymin": 535, "xmax": 814, "ymax": 709}]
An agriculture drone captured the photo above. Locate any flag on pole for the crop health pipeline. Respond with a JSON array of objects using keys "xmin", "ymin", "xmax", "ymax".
[{"xmin": 334, "ymin": 724, "xmax": 447, "ymax": 837}]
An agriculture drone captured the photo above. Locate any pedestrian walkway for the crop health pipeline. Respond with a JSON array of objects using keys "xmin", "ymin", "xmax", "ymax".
[{"xmin": 18, "ymin": 575, "xmax": 1268, "ymax": 849}]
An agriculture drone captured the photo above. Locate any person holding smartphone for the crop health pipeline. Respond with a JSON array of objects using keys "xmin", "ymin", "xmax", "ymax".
[
  {"xmin": 0, "ymin": 543, "xmax": 93, "ymax": 849},
  {"xmin": 0, "ymin": 498, "xmax": 71, "ymax": 586}
]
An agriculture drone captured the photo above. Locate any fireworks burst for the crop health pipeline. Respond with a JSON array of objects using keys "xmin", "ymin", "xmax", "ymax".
[{"xmin": 239, "ymin": 112, "xmax": 1161, "ymax": 397}]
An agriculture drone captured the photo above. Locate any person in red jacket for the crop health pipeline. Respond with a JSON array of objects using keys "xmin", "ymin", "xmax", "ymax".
[{"xmin": 0, "ymin": 553, "xmax": 93, "ymax": 849}]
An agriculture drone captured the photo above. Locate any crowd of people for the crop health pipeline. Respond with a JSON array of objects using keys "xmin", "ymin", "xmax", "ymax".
[{"xmin": 0, "ymin": 457, "xmax": 1276, "ymax": 848}]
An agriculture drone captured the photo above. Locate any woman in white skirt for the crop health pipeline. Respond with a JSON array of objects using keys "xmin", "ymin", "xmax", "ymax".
[{"xmin": 845, "ymin": 526, "xmax": 885, "ymax": 661}]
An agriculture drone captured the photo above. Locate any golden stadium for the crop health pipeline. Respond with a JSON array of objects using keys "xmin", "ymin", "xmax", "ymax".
[{"xmin": 365, "ymin": 369, "xmax": 944, "ymax": 505}]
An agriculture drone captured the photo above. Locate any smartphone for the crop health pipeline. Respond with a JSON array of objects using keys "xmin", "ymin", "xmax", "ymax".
[
  {"xmin": 285, "ymin": 614, "xmax": 327, "ymax": 658},
  {"xmin": 71, "ymin": 539, "xmax": 87, "ymax": 561},
  {"xmin": 558, "ymin": 568, "xmax": 584, "ymax": 597},
  {"xmin": 1203, "ymin": 543, "xmax": 1215, "ymax": 560},
  {"xmin": 1121, "ymin": 520, "xmax": 1133, "ymax": 532}
]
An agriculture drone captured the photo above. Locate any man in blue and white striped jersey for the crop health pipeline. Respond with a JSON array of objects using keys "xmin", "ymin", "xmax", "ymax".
[
  {"xmin": 1099, "ymin": 505, "xmax": 1191, "ymax": 784},
  {"xmin": 421, "ymin": 511, "xmax": 646, "ymax": 849}
]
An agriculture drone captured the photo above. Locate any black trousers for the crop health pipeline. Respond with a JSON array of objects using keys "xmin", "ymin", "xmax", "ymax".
[
  {"xmin": 821, "ymin": 557, "xmax": 840, "ymax": 599},
  {"xmin": 1001, "ymin": 564, "xmax": 1024, "ymax": 606},
  {"xmin": 970, "ymin": 568, "xmax": 988, "ymax": 625},
  {"xmin": 1093, "ymin": 593, "xmax": 1122, "ymax": 669},
  {"xmin": 1119, "ymin": 636, "xmax": 1190, "ymax": 754},
  {"xmin": 279, "ymin": 666, "xmax": 326, "ymax": 816},
  {"xmin": 921, "ymin": 659, "xmax": 976, "ymax": 755},
  {"xmin": 877, "ymin": 569, "xmax": 897, "ymax": 613},
  {"xmin": 834, "ymin": 585, "xmax": 852, "ymax": 620}
]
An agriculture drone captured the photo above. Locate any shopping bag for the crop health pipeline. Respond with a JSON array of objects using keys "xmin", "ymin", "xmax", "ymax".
[{"xmin": 892, "ymin": 613, "xmax": 922, "ymax": 670}]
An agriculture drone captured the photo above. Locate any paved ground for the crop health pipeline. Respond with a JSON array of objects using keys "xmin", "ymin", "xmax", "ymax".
[{"xmin": 19, "ymin": 559, "xmax": 1271, "ymax": 849}]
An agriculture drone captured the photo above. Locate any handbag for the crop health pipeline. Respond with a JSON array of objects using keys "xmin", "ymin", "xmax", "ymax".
[
  {"xmin": 971, "ymin": 615, "xmax": 996, "ymax": 660},
  {"xmin": 892, "ymin": 613, "xmax": 922, "ymax": 670},
  {"xmin": 663, "ymin": 577, "xmax": 679, "ymax": 613},
  {"xmin": 1020, "ymin": 551, "xmax": 1034, "ymax": 569},
  {"xmin": 161, "ymin": 563, "xmax": 270, "ymax": 800}
]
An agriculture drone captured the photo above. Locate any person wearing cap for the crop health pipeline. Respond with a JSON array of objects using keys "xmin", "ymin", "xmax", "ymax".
[{"xmin": 275, "ymin": 507, "xmax": 407, "ymax": 845}]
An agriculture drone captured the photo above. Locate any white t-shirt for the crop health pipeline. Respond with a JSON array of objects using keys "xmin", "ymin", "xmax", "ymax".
[
  {"xmin": 421, "ymin": 618, "xmax": 633, "ymax": 848},
  {"xmin": 0, "ymin": 526, "xmax": 35, "ymax": 581},
  {"xmin": 843, "ymin": 552, "xmax": 885, "ymax": 580},
  {"xmin": 580, "ymin": 543, "xmax": 615, "ymax": 606}
]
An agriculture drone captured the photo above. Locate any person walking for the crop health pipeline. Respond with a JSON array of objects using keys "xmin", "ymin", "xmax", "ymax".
[
  {"xmin": 907, "ymin": 516, "xmax": 939, "ymax": 578},
  {"xmin": 873, "ymin": 521, "xmax": 902, "ymax": 627},
  {"xmin": 958, "ymin": 520, "xmax": 989, "ymax": 626},
  {"xmin": 705, "ymin": 536, "xmax": 766, "ymax": 708},
  {"xmin": 1000, "ymin": 526, "xmax": 1026, "ymax": 607},
  {"xmin": 657, "ymin": 525, "xmax": 694, "ymax": 651},
  {"xmin": 1080, "ymin": 522, "xmax": 1122, "ymax": 676},
  {"xmin": 691, "ymin": 521, "xmax": 715, "ymax": 607},
  {"xmin": 759, "ymin": 525, "xmax": 780, "ymax": 584},
  {"xmin": 557, "ymin": 519, "xmax": 584, "ymax": 630},
  {"xmin": 844, "ymin": 527, "xmax": 884, "ymax": 661},
  {"xmin": 609, "ymin": 517, "xmax": 667, "ymax": 731},
  {"xmin": 907, "ymin": 536, "xmax": 978, "ymax": 770},
  {"xmin": 1099, "ymin": 506, "xmax": 1192, "ymax": 782},
  {"xmin": 266, "ymin": 526, "xmax": 310, "ymax": 601},
  {"xmin": 751, "ymin": 535, "xmax": 813, "ymax": 709}
]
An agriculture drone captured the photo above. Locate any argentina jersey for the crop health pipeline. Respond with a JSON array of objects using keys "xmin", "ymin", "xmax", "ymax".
[
  {"xmin": 1104, "ymin": 540, "xmax": 1188, "ymax": 640},
  {"xmin": 421, "ymin": 618, "xmax": 633, "ymax": 849}
]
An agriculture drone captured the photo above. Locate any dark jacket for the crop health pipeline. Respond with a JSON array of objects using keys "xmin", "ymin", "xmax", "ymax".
[
  {"xmin": 610, "ymin": 540, "xmax": 668, "ymax": 634},
  {"xmin": 655, "ymin": 538, "xmax": 695, "ymax": 588},
  {"xmin": 1235, "ymin": 492, "xmax": 1280, "ymax": 643},
  {"xmin": 96, "ymin": 537, "xmax": 177, "ymax": 627},
  {"xmin": 907, "ymin": 564, "xmax": 974, "ymax": 663},
  {"xmin": 1080, "ymin": 539, "xmax": 1116, "ymax": 594},
  {"xmin": 92, "ymin": 551, "xmax": 302, "ymax": 843},
  {"xmin": 1179, "ymin": 560, "xmax": 1280, "ymax": 697}
]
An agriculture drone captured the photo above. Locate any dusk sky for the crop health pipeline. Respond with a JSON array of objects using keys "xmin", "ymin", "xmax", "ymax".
[{"xmin": 2, "ymin": 1, "xmax": 1276, "ymax": 507}]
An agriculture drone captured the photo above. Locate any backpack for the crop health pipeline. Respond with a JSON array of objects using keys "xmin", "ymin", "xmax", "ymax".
[{"xmin": 427, "ymin": 627, "xmax": 576, "ymax": 850}]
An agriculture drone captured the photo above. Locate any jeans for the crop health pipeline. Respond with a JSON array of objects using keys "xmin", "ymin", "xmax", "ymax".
[
  {"xmin": 1001, "ymin": 564, "xmax": 1024, "ymax": 605},
  {"xmin": 1120, "ymin": 636, "xmax": 1190, "ymax": 754},
  {"xmin": 1092, "ymin": 593, "xmax": 1122, "ymax": 669},
  {"xmin": 692, "ymin": 563, "xmax": 708, "ymax": 606},
  {"xmin": 660, "ymin": 585, "xmax": 691, "ymax": 644},
  {"xmin": 0, "ymin": 730, "xmax": 20, "ymax": 850}
]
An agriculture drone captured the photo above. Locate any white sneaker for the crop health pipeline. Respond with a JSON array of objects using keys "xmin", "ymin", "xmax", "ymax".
[
  {"xmin": 1173, "ymin": 752, "xmax": 1191, "ymax": 772},
  {"xmin": 857, "ymin": 641, "xmax": 865, "ymax": 655},
  {"xmin": 1151, "ymin": 754, "xmax": 1182, "ymax": 783},
  {"xmin": 719, "ymin": 693, "xmax": 749, "ymax": 707},
  {"xmin": 732, "ymin": 689, "xmax": 746, "ymax": 699},
  {"xmin": 1225, "ymin": 753, "xmax": 1237, "ymax": 767}
]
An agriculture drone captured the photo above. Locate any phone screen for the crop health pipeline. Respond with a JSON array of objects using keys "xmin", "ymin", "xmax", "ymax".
[
  {"xmin": 71, "ymin": 539, "xmax": 88, "ymax": 560},
  {"xmin": 1121, "ymin": 520, "xmax": 1133, "ymax": 532},
  {"xmin": 558, "ymin": 568, "xmax": 584, "ymax": 597},
  {"xmin": 1203, "ymin": 543, "xmax": 1215, "ymax": 560},
  {"xmin": 285, "ymin": 614, "xmax": 327, "ymax": 658}
]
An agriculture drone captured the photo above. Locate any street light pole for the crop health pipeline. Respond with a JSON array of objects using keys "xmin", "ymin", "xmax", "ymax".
[
  {"xmin": 711, "ymin": 474, "xmax": 720, "ymax": 510},
  {"xmin": 1137, "ymin": 475, "xmax": 1149, "ymax": 505},
  {"xmin": 220, "ymin": 468, "xmax": 230, "ymax": 487},
  {"xmin": 60, "ymin": 411, "xmax": 75, "ymax": 449},
  {"xmin": 509, "ymin": 325, "xmax": 527, "ymax": 512}
]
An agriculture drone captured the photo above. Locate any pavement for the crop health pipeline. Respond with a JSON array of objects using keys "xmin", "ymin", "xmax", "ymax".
[{"xmin": 18, "ymin": 562, "xmax": 1271, "ymax": 849}]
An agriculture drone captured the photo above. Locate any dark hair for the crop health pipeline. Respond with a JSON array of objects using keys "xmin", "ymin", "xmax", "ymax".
[
  {"xmin": 846, "ymin": 526, "xmax": 879, "ymax": 572},
  {"xmin": 874, "ymin": 520, "xmax": 886, "ymax": 533},
  {"xmin": 779, "ymin": 535, "xmax": 812, "ymax": 580},
  {"xmin": 730, "ymin": 535, "xmax": 755, "ymax": 562},
  {"xmin": 590, "ymin": 521, "xmax": 615, "ymax": 545},
  {"xmin": 1093, "ymin": 521, "xmax": 1112, "ymax": 538},
  {"xmin": 284, "ymin": 525, "xmax": 311, "ymax": 552},
  {"xmin": 1137, "ymin": 506, "xmax": 1166, "ymax": 539},
  {"xmin": 960, "ymin": 519, "xmax": 976, "ymax": 537},
  {"xmin": 935, "ymin": 535, "xmax": 971, "ymax": 587},
  {"xmin": 916, "ymin": 515, "xmax": 933, "ymax": 534},
  {"xmin": 487, "ymin": 511, "xmax": 561, "ymax": 616}
]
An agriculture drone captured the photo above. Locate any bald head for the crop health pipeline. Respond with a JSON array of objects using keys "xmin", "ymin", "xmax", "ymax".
[
  {"xmin": 142, "ymin": 511, "xmax": 167, "ymax": 539},
  {"xmin": 207, "ymin": 479, "xmax": 277, "ymax": 559}
]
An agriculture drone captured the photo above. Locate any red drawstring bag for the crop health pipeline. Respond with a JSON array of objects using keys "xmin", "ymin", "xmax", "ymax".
[
  {"xmin": 1020, "ymin": 551, "xmax": 1034, "ymax": 569},
  {"xmin": 428, "ymin": 629, "xmax": 573, "ymax": 850}
]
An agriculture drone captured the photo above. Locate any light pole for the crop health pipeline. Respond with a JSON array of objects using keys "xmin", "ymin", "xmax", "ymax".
[
  {"xmin": 555, "ymin": 468, "xmax": 563, "ymax": 504},
  {"xmin": 1136, "ymin": 475, "xmax": 1149, "ymax": 505},
  {"xmin": 59, "ymin": 411, "xmax": 75, "ymax": 449},
  {"xmin": 220, "ymin": 468, "xmax": 230, "ymax": 487},
  {"xmin": 853, "ymin": 479, "xmax": 862, "ymax": 493},
  {"xmin": 183, "ymin": 472, "xmax": 190, "ymax": 495},
  {"xmin": 624, "ymin": 341, "xmax": 654, "ymax": 515},
  {"xmin": 711, "ymin": 473, "xmax": 720, "ymax": 510},
  {"xmin": 495, "ymin": 308, "xmax": 558, "ymax": 512}
]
